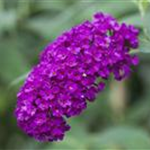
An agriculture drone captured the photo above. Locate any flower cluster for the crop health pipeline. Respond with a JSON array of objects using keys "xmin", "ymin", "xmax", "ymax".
[{"xmin": 15, "ymin": 12, "xmax": 139, "ymax": 142}]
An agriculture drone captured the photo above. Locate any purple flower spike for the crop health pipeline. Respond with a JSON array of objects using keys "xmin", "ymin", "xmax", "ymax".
[{"xmin": 15, "ymin": 12, "xmax": 139, "ymax": 142}]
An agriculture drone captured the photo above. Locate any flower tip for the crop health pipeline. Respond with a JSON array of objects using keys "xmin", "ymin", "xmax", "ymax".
[{"xmin": 132, "ymin": 55, "xmax": 139, "ymax": 66}]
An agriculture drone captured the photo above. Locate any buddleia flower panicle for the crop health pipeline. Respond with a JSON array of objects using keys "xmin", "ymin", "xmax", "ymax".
[{"xmin": 15, "ymin": 12, "xmax": 139, "ymax": 142}]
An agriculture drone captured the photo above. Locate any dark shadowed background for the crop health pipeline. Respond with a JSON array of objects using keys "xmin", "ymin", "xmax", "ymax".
[{"xmin": 0, "ymin": 0, "xmax": 150, "ymax": 149}]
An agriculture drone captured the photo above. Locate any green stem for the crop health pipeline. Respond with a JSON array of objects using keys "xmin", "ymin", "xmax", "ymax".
[{"xmin": 9, "ymin": 72, "xmax": 29, "ymax": 88}]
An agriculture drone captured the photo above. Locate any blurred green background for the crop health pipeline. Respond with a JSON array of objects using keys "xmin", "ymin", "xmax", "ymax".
[{"xmin": 0, "ymin": 0, "xmax": 150, "ymax": 149}]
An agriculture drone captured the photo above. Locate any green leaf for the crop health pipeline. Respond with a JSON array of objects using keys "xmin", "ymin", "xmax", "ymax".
[
  {"xmin": 0, "ymin": 10, "xmax": 17, "ymax": 33},
  {"xmin": 90, "ymin": 126, "xmax": 150, "ymax": 149},
  {"xmin": 0, "ymin": 38, "xmax": 30, "ymax": 84},
  {"xmin": 119, "ymin": 13, "xmax": 142, "ymax": 27},
  {"xmin": 25, "ymin": 1, "xmax": 137, "ymax": 39},
  {"xmin": 25, "ymin": 1, "xmax": 86, "ymax": 39},
  {"xmin": 139, "ymin": 35, "xmax": 150, "ymax": 53},
  {"xmin": 76, "ymin": 0, "xmax": 138, "ymax": 21},
  {"xmin": 17, "ymin": 0, "xmax": 31, "ymax": 19},
  {"xmin": 0, "ymin": 0, "xmax": 4, "ymax": 11},
  {"xmin": 137, "ymin": 0, "xmax": 150, "ymax": 16},
  {"xmin": 0, "ymin": 89, "xmax": 7, "ymax": 113},
  {"xmin": 127, "ymin": 97, "xmax": 150, "ymax": 123},
  {"xmin": 34, "ymin": 0, "xmax": 67, "ymax": 12},
  {"xmin": 143, "ymin": 11, "xmax": 150, "ymax": 37},
  {"xmin": 9, "ymin": 72, "xmax": 29, "ymax": 87},
  {"xmin": 135, "ymin": 0, "xmax": 150, "ymax": 38}
]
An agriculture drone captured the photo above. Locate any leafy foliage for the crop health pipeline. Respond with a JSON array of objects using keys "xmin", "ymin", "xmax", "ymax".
[
  {"xmin": 0, "ymin": 0, "xmax": 150, "ymax": 149},
  {"xmin": 91, "ymin": 126, "xmax": 150, "ymax": 149}
]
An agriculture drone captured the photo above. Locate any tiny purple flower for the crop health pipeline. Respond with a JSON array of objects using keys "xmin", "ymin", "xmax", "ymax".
[{"xmin": 15, "ymin": 12, "xmax": 139, "ymax": 142}]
